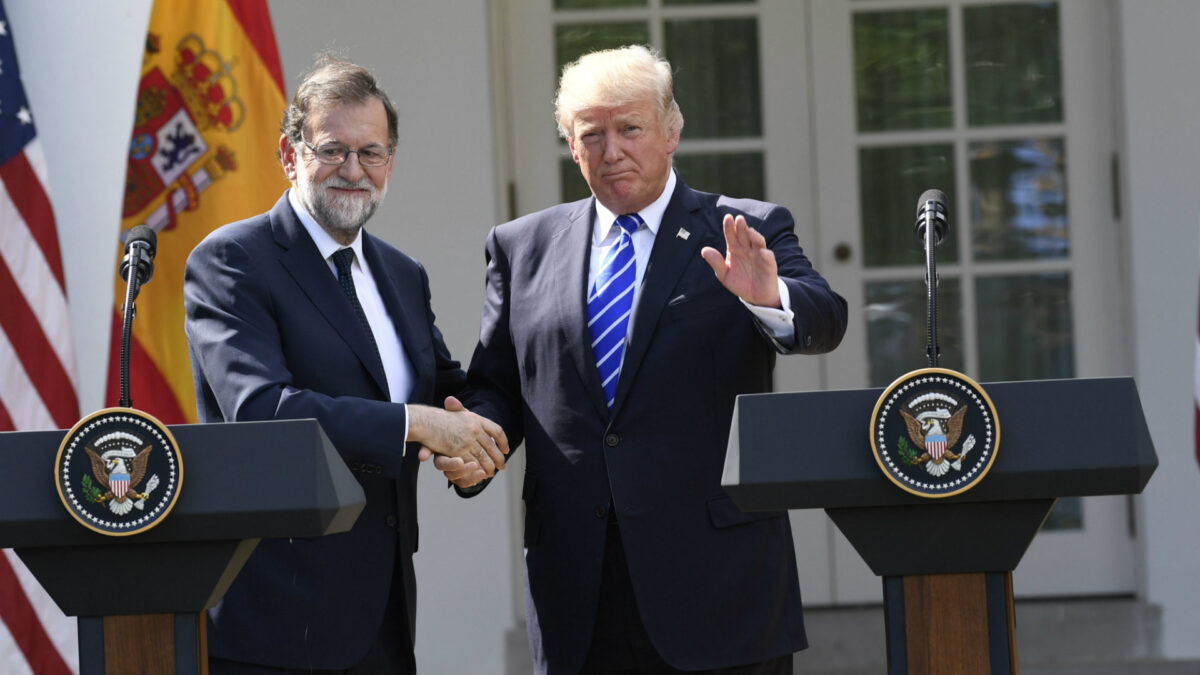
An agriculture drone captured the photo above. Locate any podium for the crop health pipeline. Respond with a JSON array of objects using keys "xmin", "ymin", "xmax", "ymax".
[
  {"xmin": 722, "ymin": 376, "xmax": 1157, "ymax": 674},
  {"xmin": 0, "ymin": 418, "xmax": 365, "ymax": 675}
]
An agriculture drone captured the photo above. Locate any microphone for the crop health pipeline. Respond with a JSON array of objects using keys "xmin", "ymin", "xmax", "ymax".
[
  {"xmin": 914, "ymin": 189, "xmax": 948, "ymax": 248},
  {"xmin": 119, "ymin": 225, "xmax": 157, "ymax": 287}
]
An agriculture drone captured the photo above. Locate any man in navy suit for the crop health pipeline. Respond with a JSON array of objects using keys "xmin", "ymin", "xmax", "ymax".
[
  {"xmin": 441, "ymin": 45, "xmax": 847, "ymax": 673},
  {"xmin": 184, "ymin": 56, "xmax": 507, "ymax": 674}
]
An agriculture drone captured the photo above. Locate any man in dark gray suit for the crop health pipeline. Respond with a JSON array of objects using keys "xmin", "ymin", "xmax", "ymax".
[
  {"xmin": 440, "ymin": 45, "xmax": 847, "ymax": 674},
  {"xmin": 184, "ymin": 56, "xmax": 506, "ymax": 674}
]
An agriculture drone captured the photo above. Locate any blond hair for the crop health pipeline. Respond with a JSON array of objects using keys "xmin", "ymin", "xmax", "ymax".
[{"xmin": 554, "ymin": 45, "xmax": 684, "ymax": 140}]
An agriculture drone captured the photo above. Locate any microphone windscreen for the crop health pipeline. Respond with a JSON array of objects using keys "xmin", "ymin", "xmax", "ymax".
[
  {"xmin": 915, "ymin": 189, "xmax": 947, "ymax": 217},
  {"xmin": 124, "ymin": 225, "xmax": 157, "ymax": 257}
]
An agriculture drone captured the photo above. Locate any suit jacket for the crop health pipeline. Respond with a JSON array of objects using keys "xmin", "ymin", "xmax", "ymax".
[
  {"xmin": 183, "ymin": 192, "xmax": 465, "ymax": 669},
  {"xmin": 463, "ymin": 177, "xmax": 848, "ymax": 672}
]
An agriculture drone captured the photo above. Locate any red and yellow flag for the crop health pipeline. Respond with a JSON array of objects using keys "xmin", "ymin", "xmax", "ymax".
[{"xmin": 105, "ymin": 0, "xmax": 289, "ymax": 423}]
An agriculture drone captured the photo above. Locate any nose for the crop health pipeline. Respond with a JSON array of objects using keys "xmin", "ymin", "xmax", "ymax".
[
  {"xmin": 602, "ymin": 135, "xmax": 623, "ymax": 163},
  {"xmin": 338, "ymin": 152, "xmax": 366, "ymax": 181}
]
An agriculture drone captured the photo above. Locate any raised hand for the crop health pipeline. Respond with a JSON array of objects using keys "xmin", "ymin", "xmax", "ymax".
[{"xmin": 700, "ymin": 214, "xmax": 781, "ymax": 309}]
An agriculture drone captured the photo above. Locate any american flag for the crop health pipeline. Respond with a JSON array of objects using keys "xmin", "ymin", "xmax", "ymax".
[{"xmin": 0, "ymin": 1, "xmax": 80, "ymax": 672}]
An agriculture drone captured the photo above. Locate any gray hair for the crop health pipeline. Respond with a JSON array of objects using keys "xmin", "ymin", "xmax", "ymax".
[
  {"xmin": 281, "ymin": 54, "xmax": 398, "ymax": 149},
  {"xmin": 554, "ymin": 44, "xmax": 684, "ymax": 140}
]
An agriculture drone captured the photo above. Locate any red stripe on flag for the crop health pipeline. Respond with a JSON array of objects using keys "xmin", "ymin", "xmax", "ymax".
[
  {"xmin": 0, "ymin": 555, "xmax": 72, "ymax": 675},
  {"xmin": 0, "ymin": 399, "xmax": 13, "ymax": 432},
  {"xmin": 224, "ymin": 0, "xmax": 285, "ymax": 95},
  {"xmin": 0, "ymin": 152, "xmax": 66, "ymax": 290},
  {"xmin": 104, "ymin": 310, "xmax": 188, "ymax": 424},
  {"xmin": 0, "ymin": 260, "xmax": 79, "ymax": 428}
]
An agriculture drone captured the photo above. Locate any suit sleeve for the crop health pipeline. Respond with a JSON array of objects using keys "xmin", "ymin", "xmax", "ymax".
[
  {"xmin": 183, "ymin": 232, "xmax": 425, "ymax": 478},
  {"xmin": 757, "ymin": 204, "xmax": 848, "ymax": 355},
  {"xmin": 452, "ymin": 227, "xmax": 526, "ymax": 497}
]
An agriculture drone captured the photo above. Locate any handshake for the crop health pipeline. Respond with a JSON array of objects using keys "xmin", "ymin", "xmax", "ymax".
[{"xmin": 408, "ymin": 396, "xmax": 508, "ymax": 489}]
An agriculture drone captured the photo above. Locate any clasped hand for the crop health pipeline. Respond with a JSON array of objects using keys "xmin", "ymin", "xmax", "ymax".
[{"xmin": 411, "ymin": 396, "xmax": 508, "ymax": 488}]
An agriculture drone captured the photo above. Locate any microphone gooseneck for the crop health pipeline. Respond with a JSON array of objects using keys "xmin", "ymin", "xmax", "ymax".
[
  {"xmin": 914, "ymin": 190, "xmax": 948, "ymax": 368},
  {"xmin": 118, "ymin": 225, "xmax": 158, "ymax": 408}
]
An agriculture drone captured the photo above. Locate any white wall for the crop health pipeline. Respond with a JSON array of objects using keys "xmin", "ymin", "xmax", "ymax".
[
  {"xmin": 1118, "ymin": 0, "xmax": 1200, "ymax": 660},
  {"xmin": 8, "ymin": 2, "xmax": 518, "ymax": 673}
]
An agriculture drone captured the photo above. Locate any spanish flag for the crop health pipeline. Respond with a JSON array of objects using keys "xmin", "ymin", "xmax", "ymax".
[{"xmin": 105, "ymin": 0, "xmax": 289, "ymax": 423}]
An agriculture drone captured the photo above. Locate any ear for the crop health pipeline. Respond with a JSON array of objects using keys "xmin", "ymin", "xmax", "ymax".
[
  {"xmin": 279, "ymin": 135, "xmax": 298, "ymax": 181},
  {"xmin": 665, "ymin": 125, "xmax": 681, "ymax": 156},
  {"xmin": 566, "ymin": 136, "xmax": 581, "ymax": 165}
]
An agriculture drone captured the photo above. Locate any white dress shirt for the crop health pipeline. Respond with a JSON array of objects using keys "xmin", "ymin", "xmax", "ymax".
[{"xmin": 289, "ymin": 189, "xmax": 415, "ymax": 442}]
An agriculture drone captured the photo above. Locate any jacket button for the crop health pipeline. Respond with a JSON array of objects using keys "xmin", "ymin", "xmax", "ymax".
[
  {"xmin": 605, "ymin": 433, "xmax": 620, "ymax": 447},
  {"xmin": 594, "ymin": 505, "xmax": 607, "ymax": 519},
  {"xmin": 385, "ymin": 515, "xmax": 398, "ymax": 528}
]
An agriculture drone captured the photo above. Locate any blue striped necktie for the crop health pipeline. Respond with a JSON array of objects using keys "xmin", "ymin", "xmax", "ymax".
[{"xmin": 588, "ymin": 213, "xmax": 642, "ymax": 408}]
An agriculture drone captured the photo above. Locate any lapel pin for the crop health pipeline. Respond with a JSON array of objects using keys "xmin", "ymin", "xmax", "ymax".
[{"xmin": 676, "ymin": 228, "xmax": 690, "ymax": 240}]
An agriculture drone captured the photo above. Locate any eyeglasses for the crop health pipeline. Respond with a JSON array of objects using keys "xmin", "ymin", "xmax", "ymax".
[{"xmin": 301, "ymin": 140, "xmax": 394, "ymax": 167}]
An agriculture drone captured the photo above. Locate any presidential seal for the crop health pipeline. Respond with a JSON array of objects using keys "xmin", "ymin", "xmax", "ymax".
[
  {"xmin": 870, "ymin": 368, "xmax": 999, "ymax": 498},
  {"xmin": 54, "ymin": 408, "xmax": 183, "ymax": 536}
]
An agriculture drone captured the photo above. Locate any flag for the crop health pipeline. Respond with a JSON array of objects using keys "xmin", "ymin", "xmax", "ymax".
[
  {"xmin": 0, "ymin": 1, "xmax": 80, "ymax": 672},
  {"xmin": 104, "ymin": 0, "xmax": 289, "ymax": 422}
]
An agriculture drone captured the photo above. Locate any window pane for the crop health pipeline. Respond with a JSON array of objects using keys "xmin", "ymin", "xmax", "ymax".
[
  {"xmin": 1042, "ymin": 497, "xmax": 1083, "ymax": 531},
  {"xmin": 556, "ymin": 22, "xmax": 650, "ymax": 74},
  {"xmin": 674, "ymin": 152, "xmax": 764, "ymax": 200},
  {"xmin": 854, "ymin": 9, "xmax": 951, "ymax": 132},
  {"xmin": 555, "ymin": 0, "xmax": 645, "ymax": 9},
  {"xmin": 866, "ymin": 278, "xmax": 964, "ymax": 387},
  {"xmin": 560, "ymin": 156, "xmax": 592, "ymax": 203},
  {"xmin": 665, "ymin": 18, "xmax": 762, "ymax": 138},
  {"xmin": 975, "ymin": 273, "xmax": 1074, "ymax": 382},
  {"xmin": 964, "ymin": 3, "xmax": 1062, "ymax": 126},
  {"xmin": 859, "ymin": 144, "xmax": 957, "ymax": 267},
  {"xmin": 970, "ymin": 138, "xmax": 1068, "ymax": 261}
]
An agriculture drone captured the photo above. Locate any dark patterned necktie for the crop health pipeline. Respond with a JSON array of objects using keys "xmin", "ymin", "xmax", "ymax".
[
  {"xmin": 331, "ymin": 247, "xmax": 383, "ymax": 371},
  {"xmin": 588, "ymin": 213, "xmax": 642, "ymax": 408}
]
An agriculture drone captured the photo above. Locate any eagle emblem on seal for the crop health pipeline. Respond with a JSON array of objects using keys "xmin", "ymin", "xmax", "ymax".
[
  {"xmin": 897, "ymin": 392, "xmax": 978, "ymax": 477},
  {"xmin": 870, "ymin": 368, "xmax": 998, "ymax": 498},
  {"xmin": 82, "ymin": 432, "xmax": 162, "ymax": 515}
]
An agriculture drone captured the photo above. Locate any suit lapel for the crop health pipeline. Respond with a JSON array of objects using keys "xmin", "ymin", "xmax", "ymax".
[
  {"xmin": 611, "ymin": 181, "xmax": 704, "ymax": 417},
  {"xmin": 553, "ymin": 199, "xmax": 611, "ymax": 418},
  {"xmin": 363, "ymin": 233, "xmax": 430, "ymax": 392},
  {"xmin": 271, "ymin": 197, "xmax": 390, "ymax": 397}
]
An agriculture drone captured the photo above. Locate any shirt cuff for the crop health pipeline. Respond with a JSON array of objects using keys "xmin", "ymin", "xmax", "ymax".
[
  {"xmin": 741, "ymin": 277, "xmax": 796, "ymax": 342},
  {"xmin": 402, "ymin": 403, "xmax": 411, "ymax": 456}
]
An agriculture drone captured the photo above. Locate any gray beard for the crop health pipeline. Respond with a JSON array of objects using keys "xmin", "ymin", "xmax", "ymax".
[{"xmin": 298, "ymin": 174, "xmax": 388, "ymax": 235}]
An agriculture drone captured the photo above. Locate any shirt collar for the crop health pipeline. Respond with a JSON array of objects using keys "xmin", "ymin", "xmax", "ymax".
[
  {"xmin": 288, "ymin": 187, "xmax": 365, "ymax": 267},
  {"xmin": 594, "ymin": 169, "xmax": 677, "ymax": 242}
]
